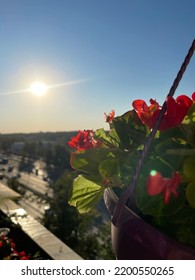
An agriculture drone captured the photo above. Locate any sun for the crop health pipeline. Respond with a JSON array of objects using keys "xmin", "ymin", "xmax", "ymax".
[{"xmin": 30, "ymin": 81, "xmax": 48, "ymax": 97}]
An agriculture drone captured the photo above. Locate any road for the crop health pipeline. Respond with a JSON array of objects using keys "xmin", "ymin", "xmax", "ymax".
[
  {"xmin": 0, "ymin": 153, "xmax": 52, "ymax": 220},
  {"xmin": 19, "ymin": 173, "xmax": 53, "ymax": 197},
  {"xmin": 18, "ymin": 190, "xmax": 49, "ymax": 220}
]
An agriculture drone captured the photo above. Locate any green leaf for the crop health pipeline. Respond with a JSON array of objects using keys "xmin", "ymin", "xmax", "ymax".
[
  {"xmin": 166, "ymin": 149, "xmax": 195, "ymax": 156},
  {"xmin": 152, "ymin": 127, "xmax": 187, "ymax": 170},
  {"xmin": 136, "ymin": 184, "xmax": 185, "ymax": 217},
  {"xmin": 153, "ymin": 205, "xmax": 195, "ymax": 247},
  {"xmin": 184, "ymin": 103, "xmax": 195, "ymax": 122},
  {"xmin": 99, "ymin": 158, "xmax": 119, "ymax": 178},
  {"xmin": 108, "ymin": 128, "xmax": 121, "ymax": 146},
  {"xmin": 68, "ymin": 175, "xmax": 104, "ymax": 213},
  {"xmin": 186, "ymin": 182, "xmax": 195, "ymax": 208},
  {"xmin": 71, "ymin": 148, "xmax": 115, "ymax": 174},
  {"xmin": 183, "ymin": 156, "xmax": 195, "ymax": 182},
  {"xmin": 112, "ymin": 110, "xmax": 147, "ymax": 150},
  {"xmin": 99, "ymin": 158, "xmax": 122, "ymax": 187},
  {"xmin": 95, "ymin": 128, "xmax": 119, "ymax": 148},
  {"xmin": 180, "ymin": 104, "xmax": 195, "ymax": 147}
]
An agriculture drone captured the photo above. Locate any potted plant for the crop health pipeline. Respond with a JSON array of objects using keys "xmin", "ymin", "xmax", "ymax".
[{"xmin": 67, "ymin": 40, "xmax": 195, "ymax": 259}]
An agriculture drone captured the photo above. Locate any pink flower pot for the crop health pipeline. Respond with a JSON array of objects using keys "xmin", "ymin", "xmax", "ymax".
[{"xmin": 104, "ymin": 188, "xmax": 195, "ymax": 260}]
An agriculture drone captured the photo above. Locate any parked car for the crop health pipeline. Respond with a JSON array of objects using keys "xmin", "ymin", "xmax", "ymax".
[
  {"xmin": 7, "ymin": 166, "xmax": 13, "ymax": 172},
  {"xmin": 11, "ymin": 173, "xmax": 21, "ymax": 179},
  {"xmin": 0, "ymin": 167, "xmax": 6, "ymax": 171}
]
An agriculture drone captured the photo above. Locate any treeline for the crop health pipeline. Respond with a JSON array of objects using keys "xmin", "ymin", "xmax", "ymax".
[
  {"xmin": 0, "ymin": 131, "xmax": 77, "ymax": 142},
  {"xmin": 0, "ymin": 131, "xmax": 77, "ymax": 179}
]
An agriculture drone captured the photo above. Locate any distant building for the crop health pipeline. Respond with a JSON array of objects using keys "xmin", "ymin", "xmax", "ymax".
[{"xmin": 10, "ymin": 142, "xmax": 25, "ymax": 154}]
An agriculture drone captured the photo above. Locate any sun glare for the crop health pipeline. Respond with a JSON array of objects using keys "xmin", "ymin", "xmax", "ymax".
[{"xmin": 30, "ymin": 81, "xmax": 48, "ymax": 97}]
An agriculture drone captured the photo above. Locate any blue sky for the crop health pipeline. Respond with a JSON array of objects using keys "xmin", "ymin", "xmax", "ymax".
[{"xmin": 0, "ymin": 0, "xmax": 194, "ymax": 133}]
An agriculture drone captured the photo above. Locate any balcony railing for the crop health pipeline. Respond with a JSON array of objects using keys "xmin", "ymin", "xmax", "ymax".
[{"xmin": 0, "ymin": 183, "xmax": 83, "ymax": 260}]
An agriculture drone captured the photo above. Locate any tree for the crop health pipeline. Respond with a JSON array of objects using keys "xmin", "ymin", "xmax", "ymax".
[{"xmin": 43, "ymin": 170, "xmax": 115, "ymax": 259}]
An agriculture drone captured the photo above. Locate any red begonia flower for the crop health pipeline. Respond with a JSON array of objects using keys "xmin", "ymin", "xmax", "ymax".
[
  {"xmin": 133, "ymin": 95, "xmax": 193, "ymax": 131},
  {"xmin": 132, "ymin": 99, "xmax": 160, "ymax": 127},
  {"xmin": 192, "ymin": 92, "xmax": 195, "ymax": 101},
  {"xmin": 104, "ymin": 110, "xmax": 115, "ymax": 123},
  {"xmin": 20, "ymin": 255, "xmax": 29, "ymax": 260},
  {"xmin": 158, "ymin": 95, "xmax": 193, "ymax": 130},
  {"xmin": 146, "ymin": 171, "xmax": 180, "ymax": 204},
  {"xmin": 68, "ymin": 130, "xmax": 94, "ymax": 150}
]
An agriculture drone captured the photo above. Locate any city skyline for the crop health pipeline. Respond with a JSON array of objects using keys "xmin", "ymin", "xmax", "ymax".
[{"xmin": 0, "ymin": 0, "xmax": 194, "ymax": 133}]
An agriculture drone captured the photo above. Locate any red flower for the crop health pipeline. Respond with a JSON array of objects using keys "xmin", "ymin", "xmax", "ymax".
[
  {"xmin": 159, "ymin": 95, "xmax": 193, "ymax": 130},
  {"xmin": 192, "ymin": 92, "xmax": 195, "ymax": 101},
  {"xmin": 10, "ymin": 241, "xmax": 16, "ymax": 249},
  {"xmin": 19, "ymin": 251, "xmax": 26, "ymax": 257},
  {"xmin": 104, "ymin": 110, "xmax": 115, "ymax": 123},
  {"xmin": 19, "ymin": 251, "xmax": 29, "ymax": 259},
  {"xmin": 20, "ymin": 255, "xmax": 29, "ymax": 260},
  {"xmin": 68, "ymin": 130, "xmax": 94, "ymax": 150},
  {"xmin": 133, "ymin": 95, "xmax": 193, "ymax": 131},
  {"xmin": 132, "ymin": 98, "xmax": 160, "ymax": 128},
  {"xmin": 146, "ymin": 171, "xmax": 180, "ymax": 204}
]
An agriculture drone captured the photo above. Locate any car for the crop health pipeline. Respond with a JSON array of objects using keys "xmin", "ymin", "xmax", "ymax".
[
  {"xmin": 7, "ymin": 166, "xmax": 13, "ymax": 172},
  {"xmin": 42, "ymin": 174, "xmax": 50, "ymax": 182},
  {"xmin": 11, "ymin": 173, "xmax": 21, "ymax": 179},
  {"xmin": 0, "ymin": 167, "xmax": 6, "ymax": 171}
]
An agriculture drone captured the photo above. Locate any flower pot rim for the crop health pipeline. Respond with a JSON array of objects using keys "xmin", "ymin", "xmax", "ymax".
[
  {"xmin": 103, "ymin": 188, "xmax": 195, "ymax": 260},
  {"xmin": 104, "ymin": 188, "xmax": 142, "ymax": 221}
]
